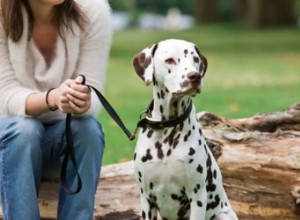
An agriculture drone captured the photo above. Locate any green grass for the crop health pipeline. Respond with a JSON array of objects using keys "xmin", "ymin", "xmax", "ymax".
[{"xmin": 98, "ymin": 24, "xmax": 300, "ymax": 165}]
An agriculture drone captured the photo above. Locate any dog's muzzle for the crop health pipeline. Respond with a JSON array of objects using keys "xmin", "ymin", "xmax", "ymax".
[{"xmin": 178, "ymin": 71, "xmax": 202, "ymax": 95}]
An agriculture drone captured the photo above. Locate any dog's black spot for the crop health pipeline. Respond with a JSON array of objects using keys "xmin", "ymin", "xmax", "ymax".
[
  {"xmin": 198, "ymin": 139, "xmax": 202, "ymax": 146},
  {"xmin": 197, "ymin": 201, "xmax": 203, "ymax": 207},
  {"xmin": 184, "ymin": 130, "xmax": 191, "ymax": 142},
  {"xmin": 194, "ymin": 187, "xmax": 198, "ymax": 194},
  {"xmin": 157, "ymin": 92, "xmax": 161, "ymax": 99},
  {"xmin": 138, "ymin": 171, "xmax": 142, "ymax": 178},
  {"xmin": 207, "ymin": 195, "xmax": 221, "ymax": 211},
  {"xmin": 197, "ymin": 164, "xmax": 203, "ymax": 173},
  {"xmin": 213, "ymin": 170, "xmax": 217, "ymax": 179},
  {"xmin": 165, "ymin": 88, "xmax": 169, "ymax": 93},
  {"xmin": 141, "ymin": 188, "xmax": 144, "ymax": 194},
  {"xmin": 167, "ymin": 148, "xmax": 172, "ymax": 156},
  {"xmin": 155, "ymin": 141, "xmax": 164, "ymax": 159},
  {"xmin": 168, "ymin": 69, "xmax": 171, "ymax": 74},
  {"xmin": 194, "ymin": 183, "xmax": 201, "ymax": 193},
  {"xmin": 194, "ymin": 56, "xmax": 200, "ymax": 63},
  {"xmin": 150, "ymin": 182, "xmax": 154, "ymax": 190},
  {"xmin": 192, "ymin": 125, "xmax": 195, "ymax": 130},
  {"xmin": 184, "ymin": 49, "xmax": 188, "ymax": 57},
  {"xmin": 147, "ymin": 129, "xmax": 154, "ymax": 138},
  {"xmin": 147, "ymin": 194, "xmax": 158, "ymax": 211},
  {"xmin": 204, "ymin": 143, "xmax": 209, "ymax": 155},
  {"xmin": 171, "ymin": 194, "xmax": 178, "ymax": 200},
  {"xmin": 199, "ymin": 128, "xmax": 203, "ymax": 136},
  {"xmin": 163, "ymin": 127, "xmax": 178, "ymax": 147},
  {"xmin": 178, "ymin": 58, "xmax": 181, "ymax": 63},
  {"xmin": 161, "ymin": 90, "xmax": 165, "ymax": 99},
  {"xmin": 172, "ymin": 133, "xmax": 180, "ymax": 149},
  {"xmin": 210, "ymin": 215, "xmax": 216, "ymax": 220},
  {"xmin": 141, "ymin": 149, "xmax": 153, "ymax": 162},
  {"xmin": 160, "ymin": 105, "xmax": 164, "ymax": 114},
  {"xmin": 189, "ymin": 159, "xmax": 194, "ymax": 163},
  {"xmin": 206, "ymin": 154, "xmax": 217, "ymax": 192},
  {"xmin": 134, "ymin": 153, "xmax": 136, "ymax": 161},
  {"xmin": 142, "ymin": 211, "xmax": 146, "ymax": 219},
  {"xmin": 189, "ymin": 147, "xmax": 195, "ymax": 156}
]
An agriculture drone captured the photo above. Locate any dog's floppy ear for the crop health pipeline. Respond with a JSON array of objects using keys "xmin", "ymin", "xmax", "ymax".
[
  {"xmin": 133, "ymin": 43, "xmax": 158, "ymax": 86},
  {"xmin": 194, "ymin": 45, "xmax": 208, "ymax": 77}
]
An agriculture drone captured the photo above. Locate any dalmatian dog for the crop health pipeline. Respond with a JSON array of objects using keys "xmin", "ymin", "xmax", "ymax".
[{"xmin": 132, "ymin": 39, "xmax": 238, "ymax": 220}]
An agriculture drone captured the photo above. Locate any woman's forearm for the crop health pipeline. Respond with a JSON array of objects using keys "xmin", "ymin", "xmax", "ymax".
[{"xmin": 25, "ymin": 89, "xmax": 58, "ymax": 116}]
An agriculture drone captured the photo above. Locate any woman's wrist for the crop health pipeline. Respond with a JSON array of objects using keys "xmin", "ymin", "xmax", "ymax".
[{"xmin": 46, "ymin": 88, "xmax": 58, "ymax": 111}]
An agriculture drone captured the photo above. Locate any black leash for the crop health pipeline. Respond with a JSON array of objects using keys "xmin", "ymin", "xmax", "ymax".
[
  {"xmin": 61, "ymin": 75, "xmax": 193, "ymax": 194},
  {"xmin": 61, "ymin": 75, "xmax": 135, "ymax": 194}
]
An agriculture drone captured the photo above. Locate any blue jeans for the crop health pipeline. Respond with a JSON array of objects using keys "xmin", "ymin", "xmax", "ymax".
[{"xmin": 0, "ymin": 116, "xmax": 105, "ymax": 220}]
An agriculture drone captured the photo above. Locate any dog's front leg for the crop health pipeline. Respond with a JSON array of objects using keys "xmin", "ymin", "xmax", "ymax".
[
  {"xmin": 213, "ymin": 212, "xmax": 238, "ymax": 220},
  {"xmin": 189, "ymin": 201, "xmax": 206, "ymax": 220},
  {"xmin": 189, "ymin": 191, "xmax": 207, "ymax": 220},
  {"xmin": 140, "ymin": 194, "xmax": 157, "ymax": 220}
]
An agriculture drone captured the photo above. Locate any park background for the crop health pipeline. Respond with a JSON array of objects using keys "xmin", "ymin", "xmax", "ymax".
[{"xmin": 100, "ymin": 0, "xmax": 300, "ymax": 165}]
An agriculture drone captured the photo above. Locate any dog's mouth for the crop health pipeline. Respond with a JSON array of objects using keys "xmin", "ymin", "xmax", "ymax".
[{"xmin": 172, "ymin": 87, "xmax": 201, "ymax": 98}]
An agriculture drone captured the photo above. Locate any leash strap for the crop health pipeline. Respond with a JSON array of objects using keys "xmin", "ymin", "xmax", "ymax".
[{"xmin": 61, "ymin": 75, "xmax": 135, "ymax": 194}]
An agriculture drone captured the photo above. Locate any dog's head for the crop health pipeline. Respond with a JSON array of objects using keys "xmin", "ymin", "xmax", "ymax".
[{"xmin": 133, "ymin": 39, "xmax": 207, "ymax": 97}]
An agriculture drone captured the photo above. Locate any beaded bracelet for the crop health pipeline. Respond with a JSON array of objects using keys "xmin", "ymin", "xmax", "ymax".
[{"xmin": 46, "ymin": 88, "xmax": 58, "ymax": 111}]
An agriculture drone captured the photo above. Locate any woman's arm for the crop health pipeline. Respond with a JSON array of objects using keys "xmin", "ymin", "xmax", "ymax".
[
  {"xmin": 25, "ymin": 77, "xmax": 91, "ymax": 116},
  {"xmin": 74, "ymin": 0, "xmax": 113, "ymax": 116}
]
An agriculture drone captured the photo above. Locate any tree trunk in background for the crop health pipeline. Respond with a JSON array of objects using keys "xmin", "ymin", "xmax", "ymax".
[
  {"xmin": 194, "ymin": 0, "xmax": 218, "ymax": 23},
  {"xmin": 245, "ymin": 0, "xmax": 296, "ymax": 27},
  {"xmin": 1, "ymin": 104, "xmax": 300, "ymax": 219},
  {"xmin": 235, "ymin": 0, "xmax": 248, "ymax": 21}
]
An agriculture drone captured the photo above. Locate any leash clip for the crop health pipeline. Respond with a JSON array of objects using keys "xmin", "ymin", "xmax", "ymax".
[
  {"xmin": 129, "ymin": 127, "xmax": 139, "ymax": 141},
  {"xmin": 139, "ymin": 109, "xmax": 149, "ymax": 119}
]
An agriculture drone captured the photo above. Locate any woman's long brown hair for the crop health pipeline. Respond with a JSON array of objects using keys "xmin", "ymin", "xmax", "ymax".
[{"xmin": 0, "ymin": 0, "xmax": 88, "ymax": 42}]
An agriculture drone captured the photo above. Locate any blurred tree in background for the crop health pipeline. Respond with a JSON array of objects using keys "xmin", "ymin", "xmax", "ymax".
[{"xmin": 109, "ymin": 0, "xmax": 299, "ymax": 27}]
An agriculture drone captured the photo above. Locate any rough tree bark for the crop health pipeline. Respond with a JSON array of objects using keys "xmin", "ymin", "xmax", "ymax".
[{"xmin": 0, "ymin": 103, "xmax": 300, "ymax": 219}]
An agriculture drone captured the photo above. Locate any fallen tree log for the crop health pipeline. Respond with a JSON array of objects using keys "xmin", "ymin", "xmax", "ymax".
[{"xmin": 0, "ymin": 103, "xmax": 300, "ymax": 219}]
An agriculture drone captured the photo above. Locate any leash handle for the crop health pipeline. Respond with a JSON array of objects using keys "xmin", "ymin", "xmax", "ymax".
[{"xmin": 61, "ymin": 75, "xmax": 135, "ymax": 194}]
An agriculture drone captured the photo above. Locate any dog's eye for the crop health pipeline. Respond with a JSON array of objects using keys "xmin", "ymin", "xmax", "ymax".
[{"xmin": 165, "ymin": 58, "xmax": 176, "ymax": 65}]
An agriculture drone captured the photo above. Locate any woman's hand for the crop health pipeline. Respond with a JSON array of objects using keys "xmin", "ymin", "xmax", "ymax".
[{"xmin": 53, "ymin": 76, "xmax": 91, "ymax": 114}]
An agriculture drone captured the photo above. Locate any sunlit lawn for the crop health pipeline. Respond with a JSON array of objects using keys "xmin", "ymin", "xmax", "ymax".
[{"xmin": 99, "ymin": 24, "xmax": 300, "ymax": 165}]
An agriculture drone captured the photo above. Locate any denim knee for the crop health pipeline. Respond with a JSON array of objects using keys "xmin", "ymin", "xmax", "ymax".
[
  {"xmin": 0, "ymin": 117, "xmax": 45, "ymax": 153},
  {"xmin": 70, "ymin": 116, "xmax": 105, "ymax": 153}
]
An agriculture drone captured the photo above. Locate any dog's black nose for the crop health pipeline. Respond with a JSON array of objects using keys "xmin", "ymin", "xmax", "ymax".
[{"xmin": 187, "ymin": 72, "xmax": 201, "ymax": 82}]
